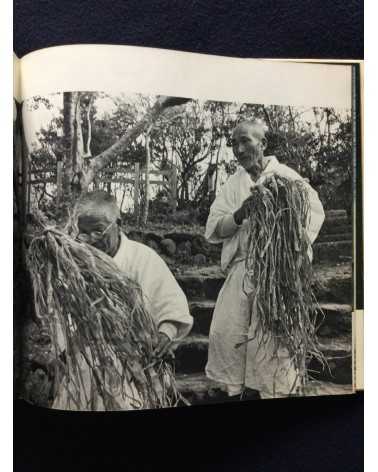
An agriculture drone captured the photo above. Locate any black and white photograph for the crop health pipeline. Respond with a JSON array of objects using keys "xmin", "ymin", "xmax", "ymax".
[
  {"xmin": 8, "ymin": 2, "xmax": 366, "ymax": 470},
  {"xmin": 14, "ymin": 84, "xmax": 356, "ymax": 411}
]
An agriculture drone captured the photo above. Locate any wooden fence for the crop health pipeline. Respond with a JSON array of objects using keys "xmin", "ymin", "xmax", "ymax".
[{"xmin": 28, "ymin": 162, "xmax": 178, "ymax": 216}]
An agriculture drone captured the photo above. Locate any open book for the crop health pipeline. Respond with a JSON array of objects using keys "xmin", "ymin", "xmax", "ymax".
[{"xmin": 13, "ymin": 45, "xmax": 363, "ymax": 411}]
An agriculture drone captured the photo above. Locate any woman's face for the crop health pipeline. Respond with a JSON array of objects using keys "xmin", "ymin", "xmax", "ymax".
[
  {"xmin": 77, "ymin": 212, "xmax": 120, "ymax": 257},
  {"xmin": 231, "ymin": 123, "xmax": 266, "ymax": 173}
]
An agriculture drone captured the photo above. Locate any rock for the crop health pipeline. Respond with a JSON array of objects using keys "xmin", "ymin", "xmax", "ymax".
[
  {"xmin": 191, "ymin": 235, "xmax": 207, "ymax": 253},
  {"xmin": 145, "ymin": 239, "xmax": 160, "ymax": 253},
  {"xmin": 23, "ymin": 368, "xmax": 52, "ymax": 407},
  {"xmin": 164, "ymin": 232, "xmax": 194, "ymax": 245},
  {"xmin": 177, "ymin": 241, "xmax": 192, "ymax": 256},
  {"xmin": 169, "ymin": 210, "xmax": 198, "ymax": 225},
  {"xmin": 127, "ymin": 230, "xmax": 143, "ymax": 242},
  {"xmin": 176, "ymin": 241, "xmax": 193, "ymax": 263},
  {"xmin": 159, "ymin": 254, "xmax": 176, "ymax": 268},
  {"xmin": 160, "ymin": 238, "xmax": 176, "ymax": 256},
  {"xmin": 193, "ymin": 254, "xmax": 207, "ymax": 265},
  {"xmin": 145, "ymin": 232, "xmax": 162, "ymax": 244}
]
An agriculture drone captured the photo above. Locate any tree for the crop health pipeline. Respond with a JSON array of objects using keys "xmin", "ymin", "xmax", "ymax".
[
  {"xmin": 142, "ymin": 124, "xmax": 153, "ymax": 225},
  {"xmin": 151, "ymin": 101, "xmax": 217, "ymax": 206},
  {"xmin": 57, "ymin": 93, "xmax": 191, "ymax": 222},
  {"xmin": 224, "ymin": 103, "xmax": 353, "ymax": 209},
  {"xmin": 27, "ymin": 95, "xmax": 353, "ymax": 221}
]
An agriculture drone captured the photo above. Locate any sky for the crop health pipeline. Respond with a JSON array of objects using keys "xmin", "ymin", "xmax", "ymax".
[{"xmin": 22, "ymin": 93, "xmax": 120, "ymax": 152}]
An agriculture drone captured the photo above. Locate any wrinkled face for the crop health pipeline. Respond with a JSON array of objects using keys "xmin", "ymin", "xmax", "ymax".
[
  {"xmin": 231, "ymin": 123, "xmax": 266, "ymax": 173},
  {"xmin": 77, "ymin": 211, "xmax": 120, "ymax": 257}
]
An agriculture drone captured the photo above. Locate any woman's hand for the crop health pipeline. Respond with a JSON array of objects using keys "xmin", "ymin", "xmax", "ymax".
[
  {"xmin": 153, "ymin": 332, "xmax": 173, "ymax": 359},
  {"xmin": 233, "ymin": 195, "xmax": 255, "ymax": 225},
  {"xmin": 256, "ymin": 171, "xmax": 277, "ymax": 186}
]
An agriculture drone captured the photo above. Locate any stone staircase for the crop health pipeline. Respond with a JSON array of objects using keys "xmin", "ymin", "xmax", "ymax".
[{"xmin": 171, "ymin": 210, "xmax": 354, "ymax": 405}]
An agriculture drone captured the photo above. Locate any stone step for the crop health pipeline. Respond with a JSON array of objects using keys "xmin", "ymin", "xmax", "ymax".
[
  {"xmin": 173, "ymin": 335, "xmax": 209, "ymax": 374},
  {"xmin": 312, "ymin": 263, "xmax": 353, "ymax": 304},
  {"xmin": 322, "ymin": 215, "xmax": 350, "ymax": 231},
  {"xmin": 319, "ymin": 224, "xmax": 352, "ymax": 236},
  {"xmin": 314, "ymin": 303, "xmax": 352, "ymax": 337},
  {"xmin": 317, "ymin": 233, "xmax": 352, "ymax": 243},
  {"xmin": 172, "ymin": 335, "xmax": 352, "ymax": 385},
  {"xmin": 325, "ymin": 210, "xmax": 347, "ymax": 219},
  {"xmin": 313, "ymin": 241, "xmax": 353, "ymax": 264},
  {"xmin": 176, "ymin": 272, "xmax": 224, "ymax": 301},
  {"xmin": 189, "ymin": 300, "xmax": 352, "ymax": 337},
  {"xmin": 309, "ymin": 336, "xmax": 353, "ymax": 385},
  {"xmin": 176, "ymin": 373, "xmax": 354, "ymax": 405},
  {"xmin": 177, "ymin": 263, "xmax": 352, "ymax": 304}
]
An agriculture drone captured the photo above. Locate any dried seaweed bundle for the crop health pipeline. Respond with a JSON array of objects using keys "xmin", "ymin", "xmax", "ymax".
[
  {"xmin": 243, "ymin": 175, "xmax": 327, "ymax": 392},
  {"xmin": 26, "ymin": 227, "xmax": 182, "ymax": 410}
]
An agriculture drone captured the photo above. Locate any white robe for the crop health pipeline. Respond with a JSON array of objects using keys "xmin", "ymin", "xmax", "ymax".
[
  {"xmin": 113, "ymin": 234, "xmax": 193, "ymax": 341},
  {"xmin": 204, "ymin": 156, "xmax": 325, "ymax": 398},
  {"xmin": 52, "ymin": 233, "xmax": 193, "ymax": 410}
]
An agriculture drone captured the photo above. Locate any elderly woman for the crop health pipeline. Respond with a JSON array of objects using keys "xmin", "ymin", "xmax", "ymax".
[
  {"xmin": 53, "ymin": 190, "xmax": 193, "ymax": 410},
  {"xmin": 205, "ymin": 120, "xmax": 325, "ymax": 400}
]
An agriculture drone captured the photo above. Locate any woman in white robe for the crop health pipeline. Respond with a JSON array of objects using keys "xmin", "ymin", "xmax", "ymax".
[
  {"xmin": 52, "ymin": 191, "xmax": 193, "ymax": 410},
  {"xmin": 205, "ymin": 121, "xmax": 325, "ymax": 399}
]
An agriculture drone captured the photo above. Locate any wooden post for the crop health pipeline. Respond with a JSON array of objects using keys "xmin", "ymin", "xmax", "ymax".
[
  {"xmin": 20, "ymin": 132, "xmax": 29, "ymax": 223},
  {"xmin": 27, "ymin": 161, "xmax": 31, "ymax": 213},
  {"xmin": 208, "ymin": 171, "xmax": 215, "ymax": 194},
  {"xmin": 134, "ymin": 162, "xmax": 140, "ymax": 220},
  {"xmin": 170, "ymin": 167, "xmax": 177, "ymax": 213},
  {"xmin": 56, "ymin": 159, "xmax": 63, "ymax": 213}
]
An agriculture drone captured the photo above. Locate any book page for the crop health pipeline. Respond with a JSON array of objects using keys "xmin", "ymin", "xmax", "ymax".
[
  {"xmin": 19, "ymin": 45, "xmax": 352, "ymax": 107},
  {"xmin": 13, "ymin": 53, "xmax": 21, "ymax": 103},
  {"xmin": 354, "ymin": 310, "xmax": 364, "ymax": 390},
  {"xmin": 16, "ymin": 45, "xmax": 362, "ymax": 411}
]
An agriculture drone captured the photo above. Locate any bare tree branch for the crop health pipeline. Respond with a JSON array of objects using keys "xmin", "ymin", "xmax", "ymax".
[{"xmin": 80, "ymin": 96, "xmax": 191, "ymax": 191}]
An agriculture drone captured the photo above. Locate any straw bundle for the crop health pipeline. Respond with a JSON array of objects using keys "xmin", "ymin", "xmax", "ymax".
[
  {"xmin": 243, "ymin": 175, "xmax": 327, "ymax": 391},
  {"xmin": 26, "ymin": 226, "xmax": 182, "ymax": 410}
]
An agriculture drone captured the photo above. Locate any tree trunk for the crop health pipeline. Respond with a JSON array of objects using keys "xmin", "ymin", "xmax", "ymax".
[
  {"xmin": 142, "ymin": 125, "xmax": 153, "ymax": 225},
  {"xmin": 326, "ymin": 108, "xmax": 331, "ymax": 147},
  {"xmin": 263, "ymin": 106, "xmax": 274, "ymax": 133},
  {"xmin": 58, "ymin": 95, "xmax": 191, "ymax": 223},
  {"xmin": 80, "ymin": 96, "xmax": 189, "ymax": 192},
  {"xmin": 73, "ymin": 94, "xmax": 84, "ymax": 175},
  {"xmin": 120, "ymin": 187, "xmax": 127, "ymax": 211},
  {"xmin": 288, "ymin": 106, "xmax": 296, "ymax": 133},
  {"xmin": 83, "ymin": 94, "xmax": 94, "ymax": 157},
  {"xmin": 60, "ymin": 92, "xmax": 81, "ymax": 221},
  {"xmin": 213, "ymin": 137, "xmax": 222, "ymax": 196}
]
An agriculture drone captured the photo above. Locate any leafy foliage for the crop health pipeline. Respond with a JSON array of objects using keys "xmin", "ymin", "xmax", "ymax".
[{"xmin": 25, "ymin": 93, "xmax": 353, "ymax": 220}]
